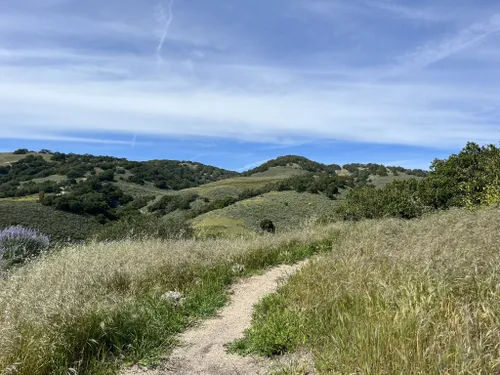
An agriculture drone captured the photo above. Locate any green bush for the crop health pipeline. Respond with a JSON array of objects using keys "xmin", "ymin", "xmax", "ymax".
[
  {"xmin": 260, "ymin": 219, "xmax": 276, "ymax": 233},
  {"xmin": 426, "ymin": 142, "xmax": 500, "ymax": 209},
  {"xmin": 337, "ymin": 179, "xmax": 429, "ymax": 221},
  {"xmin": 13, "ymin": 148, "xmax": 29, "ymax": 155},
  {"xmin": 337, "ymin": 143, "xmax": 500, "ymax": 221},
  {"xmin": 148, "ymin": 194, "xmax": 199, "ymax": 216}
]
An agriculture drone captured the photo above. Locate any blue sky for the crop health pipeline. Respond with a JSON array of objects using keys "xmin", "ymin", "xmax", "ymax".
[{"xmin": 1, "ymin": 0, "xmax": 499, "ymax": 171}]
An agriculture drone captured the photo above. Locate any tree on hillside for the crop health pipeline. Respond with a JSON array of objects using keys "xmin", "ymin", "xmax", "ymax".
[{"xmin": 377, "ymin": 165, "xmax": 388, "ymax": 177}]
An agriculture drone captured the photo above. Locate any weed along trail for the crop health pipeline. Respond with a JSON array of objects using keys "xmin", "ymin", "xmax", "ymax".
[{"xmin": 123, "ymin": 262, "xmax": 305, "ymax": 375}]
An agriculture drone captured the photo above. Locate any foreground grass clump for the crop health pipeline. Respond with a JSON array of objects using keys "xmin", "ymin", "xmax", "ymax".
[
  {"xmin": 0, "ymin": 224, "xmax": 335, "ymax": 375},
  {"xmin": 231, "ymin": 208, "xmax": 500, "ymax": 374}
]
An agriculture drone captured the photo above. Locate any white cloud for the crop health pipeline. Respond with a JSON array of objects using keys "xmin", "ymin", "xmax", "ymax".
[
  {"xmin": 0, "ymin": 64, "xmax": 497, "ymax": 148},
  {"xmin": 393, "ymin": 13, "xmax": 500, "ymax": 72},
  {"xmin": 1, "ymin": 0, "xmax": 500, "ymax": 151},
  {"xmin": 236, "ymin": 159, "xmax": 272, "ymax": 172},
  {"xmin": 364, "ymin": 1, "xmax": 446, "ymax": 22}
]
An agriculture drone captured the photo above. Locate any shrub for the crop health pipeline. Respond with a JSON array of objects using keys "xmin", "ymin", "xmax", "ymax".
[
  {"xmin": 428, "ymin": 142, "xmax": 500, "ymax": 209},
  {"xmin": 260, "ymin": 219, "xmax": 276, "ymax": 233},
  {"xmin": 0, "ymin": 226, "xmax": 50, "ymax": 267},
  {"xmin": 13, "ymin": 148, "xmax": 29, "ymax": 155},
  {"xmin": 337, "ymin": 179, "xmax": 429, "ymax": 221}
]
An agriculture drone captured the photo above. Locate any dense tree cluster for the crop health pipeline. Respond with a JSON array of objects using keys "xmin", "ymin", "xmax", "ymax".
[
  {"xmin": 343, "ymin": 163, "xmax": 427, "ymax": 178},
  {"xmin": 0, "ymin": 155, "xmax": 58, "ymax": 198},
  {"xmin": 336, "ymin": 143, "xmax": 500, "ymax": 221},
  {"xmin": 127, "ymin": 160, "xmax": 238, "ymax": 190},
  {"xmin": 0, "ymin": 151, "xmax": 238, "ymax": 198},
  {"xmin": 148, "ymin": 193, "xmax": 200, "ymax": 216},
  {"xmin": 268, "ymin": 173, "xmax": 353, "ymax": 198},
  {"xmin": 243, "ymin": 155, "xmax": 341, "ymax": 176},
  {"xmin": 42, "ymin": 176, "xmax": 133, "ymax": 222},
  {"xmin": 13, "ymin": 148, "xmax": 30, "ymax": 155}
]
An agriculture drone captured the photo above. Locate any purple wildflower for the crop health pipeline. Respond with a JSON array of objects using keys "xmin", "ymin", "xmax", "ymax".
[{"xmin": 0, "ymin": 226, "xmax": 50, "ymax": 267}]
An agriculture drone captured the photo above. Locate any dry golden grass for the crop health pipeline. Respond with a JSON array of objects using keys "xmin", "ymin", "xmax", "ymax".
[
  {"xmin": 232, "ymin": 208, "xmax": 500, "ymax": 374},
  {"xmin": 0, "ymin": 224, "xmax": 335, "ymax": 375},
  {"xmin": 4, "ymin": 207, "xmax": 499, "ymax": 375}
]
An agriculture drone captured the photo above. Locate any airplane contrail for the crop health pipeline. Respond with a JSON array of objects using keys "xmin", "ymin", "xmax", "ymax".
[{"xmin": 155, "ymin": 0, "xmax": 175, "ymax": 63}]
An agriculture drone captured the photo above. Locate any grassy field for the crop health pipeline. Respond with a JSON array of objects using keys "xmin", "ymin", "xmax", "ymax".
[
  {"xmin": 28, "ymin": 174, "xmax": 68, "ymax": 184},
  {"xmin": 0, "ymin": 224, "xmax": 336, "ymax": 375},
  {"xmin": 249, "ymin": 166, "xmax": 306, "ymax": 178},
  {"xmin": 0, "ymin": 152, "xmax": 52, "ymax": 165},
  {"xmin": 1, "ymin": 203, "xmax": 498, "ymax": 375},
  {"xmin": 0, "ymin": 201, "xmax": 102, "ymax": 242},
  {"xmin": 0, "ymin": 195, "xmax": 40, "ymax": 202},
  {"xmin": 231, "ymin": 208, "xmax": 500, "ymax": 374},
  {"xmin": 192, "ymin": 191, "xmax": 340, "ymax": 235},
  {"xmin": 114, "ymin": 179, "xmax": 172, "ymax": 199},
  {"xmin": 115, "ymin": 168, "xmax": 302, "ymax": 202},
  {"xmin": 183, "ymin": 171, "xmax": 302, "ymax": 201},
  {"xmin": 369, "ymin": 173, "xmax": 422, "ymax": 188}
]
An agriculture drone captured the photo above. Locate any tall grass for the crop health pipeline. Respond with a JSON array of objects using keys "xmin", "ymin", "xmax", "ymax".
[
  {"xmin": 231, "ymin": 208, "xmax": 500, "ymax": 374},
  {"xmin": 0, "ymin": 224, "xmax": 335, "ymax": 375}
]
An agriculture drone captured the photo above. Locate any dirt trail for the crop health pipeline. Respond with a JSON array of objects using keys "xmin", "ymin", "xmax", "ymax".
[{"xmin": 122, "ymin": 263, "xmax": 305, "ymax": 375}]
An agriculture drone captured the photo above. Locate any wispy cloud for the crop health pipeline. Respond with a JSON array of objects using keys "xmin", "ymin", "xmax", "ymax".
[
  {"xmin": 155, "ymin": 0, "xmax": 175, "ymax": 63},
  {"xmin": 0, "ymin": 0, "xmax": 499, "ymax": 152},
  {"xmin": 364, "ymin": 1, "xmax": 446, "ymax": 22},
  {"xmin": 0, "ymin": 130, "xmax": 134, "ymax": 145},
  {"xmin": 393, "ymin": 13, "xmax": 500, "ymax": 72},
  {"xmin": 236, "ymin": 159, "xmax": 271, "ymax": 172}
]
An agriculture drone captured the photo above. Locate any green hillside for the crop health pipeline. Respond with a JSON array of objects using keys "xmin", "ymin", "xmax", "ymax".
[
  {"xmin": 192, "ymin": 190, "xmax": 340, "ymax": 236},
  {"xmin": 0, "ymin": 149, "xmax": 426, "ymax": 241},
  {"xmin": 0, "ymin": 201, "xmax": 101, "ymax": 243}
]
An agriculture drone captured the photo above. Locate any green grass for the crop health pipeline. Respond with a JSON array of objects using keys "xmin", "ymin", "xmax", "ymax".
[
  {"xmin": 27, "ymin": 174, "xmax": 68, "ymax": 184},
  {"xmin": 182, "ymin": 170, "xmax": 302, "ymax": 201},
  {"xmin": 249, "ymin": 166, "xmax": 306, "ymax": 178},
  {"xmin": 0, "ymin": 152, "xmax": 52, "ymax": 165},
  {"xmin": 369, "ymin": 173, "xmax": 422, "ymax": 188},
  {"xmin": 0, "ymin": 201, "xmax": 102, "ymax": 243},
  {"xmin": 0, "ymin": 224, "xmax": 336, "ymax": 375},
  {"xmin": 113, "ymin": 172, "xmax": 286, "ymax": 203},
  {"xmin": 193, "ymin": 216, "xmax": 252, "ymax": 237},
  {"xmin": 0, "ymin": 195, "xmax": 40, "ymax": 202},
  {"xmin": 114, "ymin": 180, "xmax": 172, "ymax": 200},
  {"xmin": 192, "ymin": 190, "xmax": 340, "ymax": 234},
  {"xmin": 230, "ymin": 208, "xmax": 500, "ymax": 374}
]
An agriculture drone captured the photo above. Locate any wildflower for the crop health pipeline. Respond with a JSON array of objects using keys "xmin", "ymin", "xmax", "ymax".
[{"xmin": 0, "ymin": 226, "xmax": 50, "ymax": 267}]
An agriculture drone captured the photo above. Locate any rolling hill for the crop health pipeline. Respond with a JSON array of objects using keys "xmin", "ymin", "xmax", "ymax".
[{"xmin": 0, "ymin": 149, "xmax": 427, "ymax": 240}]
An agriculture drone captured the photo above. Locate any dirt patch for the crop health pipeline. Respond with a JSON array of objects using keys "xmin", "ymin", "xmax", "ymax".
[{"xmin": 122, "ymin": 263, "xmax": 306, "ymax": 375}]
